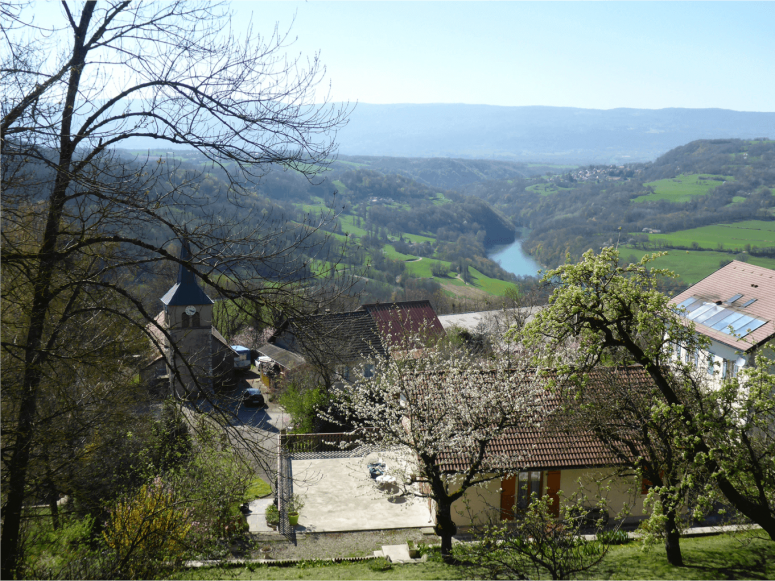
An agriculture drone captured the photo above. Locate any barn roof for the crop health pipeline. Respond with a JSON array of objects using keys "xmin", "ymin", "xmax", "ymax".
[
  {"xmin": 358, "ymin": 300, "xmax": 445, "ymax": 348},
  {"xmin": 280, "ymin": 310, "xmax": 387, "ymax": 363}
]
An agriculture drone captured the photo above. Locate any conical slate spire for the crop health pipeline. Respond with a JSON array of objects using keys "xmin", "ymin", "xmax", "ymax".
[{"xmin": 160, "ymin": 239, "xmax": 214, "ymax": 306}]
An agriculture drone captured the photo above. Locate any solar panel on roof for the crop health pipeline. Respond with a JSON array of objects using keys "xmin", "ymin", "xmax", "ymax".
[
  {"xmin": 738, "ymin": 319, "xmax": 767, "ymax": 337},
  {"xmin": 685, "ymin": 300, "xmax": 706, "ymax": 313},
  {"xmin": 694, "ymin": 306, "xmax": 725, "ymax": 325},
  {"xmin": 742, "ymin": 298, "xmax": 757, "ymax": 308},
  {"xmin": 702, "ymin": 308, "xmax": 735, "ymax": 328},
  {"xmin": 687, "ymin": 303, "xmax": 715, "ymax": 321},
  {"xmin": 724, "ymin": 315, "xmax": 756, "ymax": 334},
  {"xmin": 727, "ymin": 293, "xmax": 744, "ymax": 304},
  {"xmin": 710, "ymin": 311, "xmax": 746, "ymax": 331},
  {"xmin": 677, "ymin": 297, "xmax": 697, "ymax": 310}
]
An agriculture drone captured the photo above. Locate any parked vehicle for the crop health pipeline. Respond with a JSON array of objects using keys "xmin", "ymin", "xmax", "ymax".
[
  {"xmin": 232, "ymin": 345, "xmax": 252, "ymax": 371},
  {"xmin": 242, "ymin": 387, "xmax": 265, "ymax": 407}
]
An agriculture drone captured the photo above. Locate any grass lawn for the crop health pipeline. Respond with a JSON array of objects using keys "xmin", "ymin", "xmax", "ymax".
[
  {"xmin": 637, "ymin": 220, "xmax": 775, "ymax": 251},
  {"xmin": 587, "ymin": 532, "xmax": 774, "ymax": 580},
  {"xmin": 634, "ymin": 174, "xmax": 733, "ymax": 204},
  {"xmin": 620, "ymin": 247, "xmax": 775, "ymax": 284},
  {"xmin": 245, "ymin": 478, "xmax": 272, "ymax": 500},
  {"xmin": 178, "ymin": 532, "xmax": 774, "ymax": 580}
]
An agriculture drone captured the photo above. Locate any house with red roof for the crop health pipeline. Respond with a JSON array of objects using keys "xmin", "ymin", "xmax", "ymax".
[
  {"xmin": 406, "ymin": 366, "xmax": 657, "ymax": 529},
  {"xmin": 669, "ymin": 261, "xmax": 775, "ymax": 381}
]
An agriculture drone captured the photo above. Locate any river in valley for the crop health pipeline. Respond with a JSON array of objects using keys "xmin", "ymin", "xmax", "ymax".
[{"xmin": 487, "ymin": 238, "xmax": 543, "ymax": 278}]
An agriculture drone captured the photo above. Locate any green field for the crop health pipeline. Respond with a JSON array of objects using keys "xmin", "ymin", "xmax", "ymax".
[
  {"xmin": 527, "ymin": 183, "xmax": 572, "ymax": 197},
  {"xmin": 400, "ymin": 232, "xmax": 436, "ymax": 244},
  {"xmin": 432, "ymin": 193, "xmax": 452, "ymax": 206},
  {"xmin": 382, "ymin": 245, "xmax": 417, "ymax": 261},
  {"xmin": 290, "ymin": 200, "xmax": 520, "ymax": 297},
  {"xmin": 639, "ymin": 220, "xmax": 775, "ymax": 251},
  {"xmin": 466, "ymin": 267, "xmax": 518, "ymax": 295},
  {"xmin": 620, "ymin": 247, "xmax": 775, "ymax": 284},
  {"xmin": 634, "ymin": 174, "xmax": 733, "ymax": 204},
  {"xmin": 339, "ymin": 215, "xmax": 369, "ymax": 237}
]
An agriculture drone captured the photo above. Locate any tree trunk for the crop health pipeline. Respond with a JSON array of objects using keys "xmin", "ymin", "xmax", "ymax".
[
  {"xmin": 0, "ymin": 5, "xmax": 91, "ymax": 571},
  {"xmin": 664, "ymin": 509, "xmax": 683, "ymax": 567},
  {"xmin": 434, "ymin": 501, "xmax": 457, "ymax": 561}
]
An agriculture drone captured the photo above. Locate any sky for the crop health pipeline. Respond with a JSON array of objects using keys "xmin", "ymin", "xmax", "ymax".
[{"xmin": 227, "ymin": 1, "xmax": 775, "ymax": 112}]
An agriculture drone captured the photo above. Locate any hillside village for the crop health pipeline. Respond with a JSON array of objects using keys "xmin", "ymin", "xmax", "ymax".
[
  {"xmin": 2, "ymin": 2, "xmax": 774, "ymax": 580},
  {"xmin": 127, "ymin": 244, "xmax": 775, "ymax": 569}
]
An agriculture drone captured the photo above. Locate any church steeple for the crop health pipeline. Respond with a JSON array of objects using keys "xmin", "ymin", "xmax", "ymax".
[{"xmin": 161, "ymin": 239, "xmax": 214, "ymax": 306}]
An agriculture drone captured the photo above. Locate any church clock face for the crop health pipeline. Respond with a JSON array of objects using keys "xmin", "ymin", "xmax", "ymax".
[{"xmin": 185, "ymin": 306, "xmax": 196, "ymax": 316}]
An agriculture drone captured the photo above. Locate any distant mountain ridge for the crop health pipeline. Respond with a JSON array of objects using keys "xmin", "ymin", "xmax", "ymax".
[{"xmin": 335, "ymin": 104, "xmax": 775, "ymax": 164}]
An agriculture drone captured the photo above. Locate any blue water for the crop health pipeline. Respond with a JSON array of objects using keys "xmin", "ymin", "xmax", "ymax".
[{"xmin": 487, "ymin": 239, "xmax": 543, "ymax": 278}]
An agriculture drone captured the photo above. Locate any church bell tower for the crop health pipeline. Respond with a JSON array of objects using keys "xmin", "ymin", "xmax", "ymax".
[{"xmin": 160, "ymin": 239, "xmax": 214, "ymax": 398}]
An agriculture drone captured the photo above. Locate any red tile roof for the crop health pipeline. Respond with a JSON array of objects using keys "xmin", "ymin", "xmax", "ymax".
[
  {"xmin": 670, "ymin": 261, "xmax": 775, "ymax": 352},
  {"xmin": 359, "ymin": 300, "xmax": 446, "ymax": 348},
  {"xmin": 431, "ymin": 366, "xmax": 654, "ymax": 473}
]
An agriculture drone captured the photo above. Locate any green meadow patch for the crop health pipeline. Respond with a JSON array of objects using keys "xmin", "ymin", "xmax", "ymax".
[
  {"xmin": 639, "ymin": 220, "xmax": 775, "ymax": 251},
  {"xmin": 620, "ymin": 247, "xmax": 775, "ymax": 284},
  {"xmin": 432, "ymin": 193, "xmax": 452, "ymax": 206},
  {"xmin": 526, "ymin": 183, "xmax": 572, "ymax": 197},
  {"xmin": 634, "ymin": 174, "xmax": 733, "ymax": 204},
  {"xmin": 382, "ymin": 245, "xmax": 418, "ymax": 261}
]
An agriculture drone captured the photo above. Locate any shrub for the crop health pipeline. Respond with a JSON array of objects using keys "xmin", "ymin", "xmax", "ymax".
[
  {"xmin": 265, "ymin": 504, "xmax": 279, "ymax": 525},
  {"xmin": 368, "ymin": 557, "xmax": 393, "ymax": 571},
  {"xmin": 103, "ymin": 478, "xmax": 191, "ymax": 575},
  {"xmin": 597, "ymin": 529, "xmax": 630, "ymax": 545}
]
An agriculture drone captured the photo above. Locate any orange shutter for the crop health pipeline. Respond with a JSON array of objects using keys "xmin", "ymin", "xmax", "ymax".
[
  {"xmin": 501, "ymin": 475, "xmax": 516, "ymax": 520},
  {"xmin": 546, "ymin": 470, "xmax": 561, "ymax": 517}
]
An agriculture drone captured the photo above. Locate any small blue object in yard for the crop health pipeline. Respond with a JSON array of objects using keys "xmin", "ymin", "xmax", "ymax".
[
  {"xmin": 368, "ymin": 462, "xmax": 386, "ymax": 479},
  {"xmin": 232, "ymin": 345, "xmax": 252, "ymax": 370}
]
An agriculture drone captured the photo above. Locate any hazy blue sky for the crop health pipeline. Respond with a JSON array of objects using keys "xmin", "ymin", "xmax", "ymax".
[{"xmin": 229, "ymin": 1, "xmax": 774, "ymax": 112}]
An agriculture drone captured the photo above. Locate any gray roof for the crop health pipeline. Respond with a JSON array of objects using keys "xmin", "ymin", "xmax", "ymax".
[
  {"xmin": 277, "ymin": 311, "xmax": 387, "ymax": 363},
  {"xmin": 161, "ymin": 239, "xmax": 214, "ymax": 306},
  {"xmin": 257, "ymin": 344, "xmax": 307, "ymax": 371}
]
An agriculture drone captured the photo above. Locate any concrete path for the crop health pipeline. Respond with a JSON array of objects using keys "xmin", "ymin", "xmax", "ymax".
[
  {"xmin": 291, "ymin": 456, "xmax": 434, "ymax": 533},
  {"xmin": 376, "ymin": 544, "xmax": 415, "ymax": 563},
  {"xmin": 245, "ymin": 498, "xmax": 276, "ymax": 533}
]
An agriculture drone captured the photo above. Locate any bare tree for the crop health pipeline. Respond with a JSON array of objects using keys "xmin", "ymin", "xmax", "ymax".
[{"xmin": 1, "ymin": 1, "xmax": 353, "ymax": 576}]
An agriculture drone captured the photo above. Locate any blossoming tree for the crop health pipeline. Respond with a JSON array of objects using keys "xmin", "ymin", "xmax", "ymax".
[{"xmin": 328, "ymin": 339, "xmax": 548, "ymax": 560}]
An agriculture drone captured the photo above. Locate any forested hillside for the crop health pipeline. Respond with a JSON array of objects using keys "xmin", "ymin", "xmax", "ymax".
[
  {"xmin": 119, "ymin": 138, "xmax": 775, "ymax": 300},
  {"xmin": 461, "ymin": 138, "xmax": 775, "ymax": 285},
  {"xmin": 114, "ymin": 148, "xmax": 527, "ymax": 307}
]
